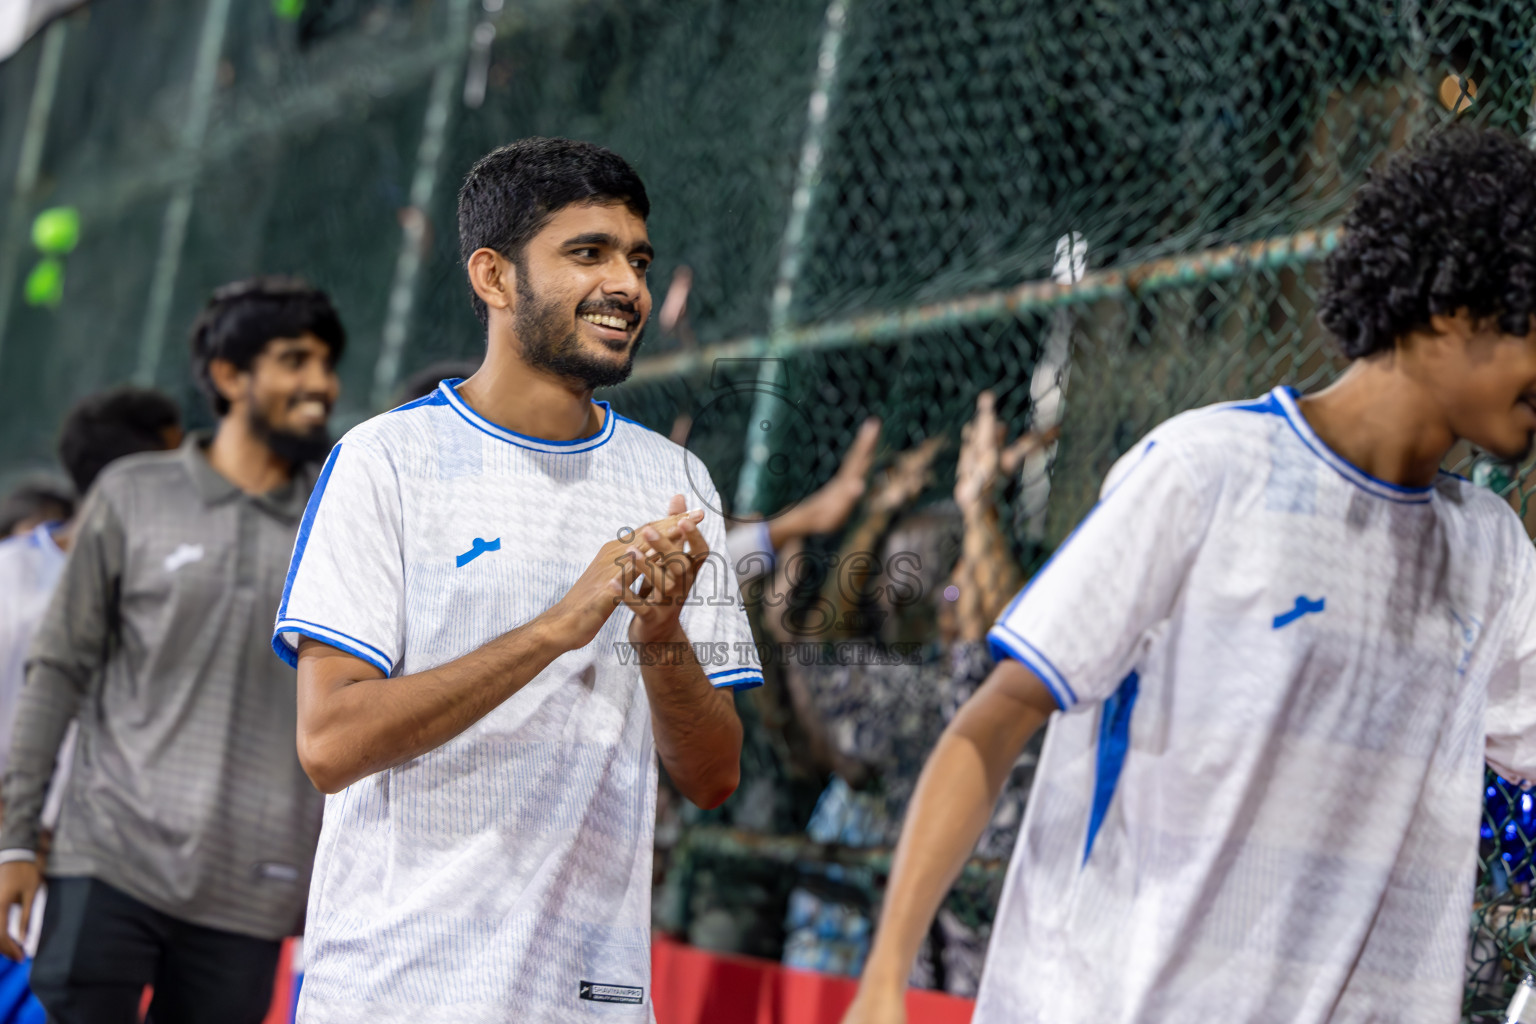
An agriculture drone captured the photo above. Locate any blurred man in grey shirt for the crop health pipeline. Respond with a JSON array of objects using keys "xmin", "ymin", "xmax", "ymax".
[{"xmin": 0, "ymin": 277, "xmax": 344, "ymax": 1024}]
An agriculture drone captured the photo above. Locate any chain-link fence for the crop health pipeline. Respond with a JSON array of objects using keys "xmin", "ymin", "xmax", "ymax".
[{"xmin": 3, "ymin": 0, "xmax": 1536, "ymax": 1017}]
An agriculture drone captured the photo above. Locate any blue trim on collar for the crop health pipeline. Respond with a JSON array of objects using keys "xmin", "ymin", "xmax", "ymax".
[
  {"xmin": 29, "ymin": 521, "xmax": 65, "ymax": 557},
  {"xmin": 437, "ymin": 380, "xmax": 616, "ymax": 454},
  {"xmin": 1273, "ymin": 387, "xmax": 1433, "ymax": 504},
  {"xmin": 1227, "ymin": 391, "xmax": 1284, "ymax": 416},
  {"xmin": 387, "ymin": 387, "xmax": 451, "ymax": 414}
]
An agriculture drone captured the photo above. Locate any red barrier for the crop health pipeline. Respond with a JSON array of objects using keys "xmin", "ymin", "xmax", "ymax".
[
  {"xmin": 248, "ymin": 935, "xmax": 973, "ymax": 1024},
  {"xmin": 651, "ymin": 935, "xmax": 974, "ymax": 1024},
  {"xmin": 261, "ymin": 939, "xmax": 296, "ymax": 1024}
]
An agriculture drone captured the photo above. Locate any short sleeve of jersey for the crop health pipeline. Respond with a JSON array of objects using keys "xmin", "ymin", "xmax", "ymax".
[
  {"xmin": 988, "ymin": 438, "xmax": 1212, "ymax": 711},
  {"xmin": 273, "ymin": 441, "xmax": 404, "ymax": 677},
  {"xmin": 1485, "ymin": 538, "xmax": 1536, "ymax": 784},
  {"xmin": 679, "ymin": 470, "xmax": 763, "ymax": 690}
]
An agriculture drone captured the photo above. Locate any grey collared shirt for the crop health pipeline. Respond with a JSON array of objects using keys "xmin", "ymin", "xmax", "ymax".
[{"xmin": 0, "ymin": 434, "xmax": 325, "ymax": 939}]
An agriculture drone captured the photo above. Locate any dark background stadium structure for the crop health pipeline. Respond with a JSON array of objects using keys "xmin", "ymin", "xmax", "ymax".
[{"xmin": 2, "ymin": 0, "xmax": 1536, "ymax": 1018}]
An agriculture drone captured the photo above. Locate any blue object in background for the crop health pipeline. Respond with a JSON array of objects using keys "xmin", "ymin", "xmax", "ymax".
[
  {"xmin": 0, "ymin": 959, "xmax": 45, "ymax": 1024},
  {"xmin": 1482, "ymin": 772, "xmax": 1536, "ymax": 892}
]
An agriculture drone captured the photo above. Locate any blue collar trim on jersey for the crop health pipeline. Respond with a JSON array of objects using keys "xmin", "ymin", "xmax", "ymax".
[
  {"xmin": 437, "ymin": 379, "xmax": 616, "ymax": 454},
  {"xmin": 1273, "ymin": 386, "xmax": 1433, "ymax": 504}
]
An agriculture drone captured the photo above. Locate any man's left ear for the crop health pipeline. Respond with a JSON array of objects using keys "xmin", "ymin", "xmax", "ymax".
[
  {"xmin": 207, "ymin": 358, "xmax": 248, "ymax": 408},
  {"xmin": 468, "ymin": 248, "xmax": 515, "ymax": 317}
]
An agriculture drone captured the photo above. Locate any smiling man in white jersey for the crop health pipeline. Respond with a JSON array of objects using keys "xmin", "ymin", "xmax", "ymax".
[
  {"xmin": 272, "ymin": 138, "xmax": 761, "ymax": 1022},
  {"xmin": 843, "ymin": 124, "xmax": 1536, "ymax": 1024}
]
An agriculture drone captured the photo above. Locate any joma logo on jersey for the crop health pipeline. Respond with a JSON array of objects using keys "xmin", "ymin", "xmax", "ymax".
[
  {"xmin": 1451, "ymin": 608, "xmax": 1482, "ymax": 677},
  {"xmin": 1273, "ymin": 595, "xmax": 1325, "ymax": 629},
  {"xmin": 455, "ymin": 537, "xmax": 501, "ymax": 568}
]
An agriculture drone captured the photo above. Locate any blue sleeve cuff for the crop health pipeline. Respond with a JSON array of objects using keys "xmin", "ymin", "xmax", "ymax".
[
  {"xmin": 707, "ymin": 667, "xmax": 764, "ymax": 691},
  {"xmin": 986, "ymin": 624, "xmax": 1076, "ymax": 710},
  {"xmin": 273, "ymin": 618, "xmax": 394, "ymax": 677}
]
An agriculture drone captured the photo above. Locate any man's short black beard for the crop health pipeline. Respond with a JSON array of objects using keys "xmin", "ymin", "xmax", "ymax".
[
  {"xmin": 513, "ymin": 263, "xmax": 642, "ymax": 389},
  {"xmin": 248, "ymin": 403, "xmax": 333, "ymax": 466}
]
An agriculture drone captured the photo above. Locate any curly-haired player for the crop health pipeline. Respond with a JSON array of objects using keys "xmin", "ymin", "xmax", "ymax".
[{"xmin": 843, "ymin": 124, "xmax": 1536, "ymax": 1024}]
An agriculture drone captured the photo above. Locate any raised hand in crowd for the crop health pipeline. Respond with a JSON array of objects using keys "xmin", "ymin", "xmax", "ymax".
[
  {"xmin": 770, "ymin": 416, "xmax": 882, "ymax": 546},
  {"xmin": 952, "ymin": 390, "xmax": 1056, "ymax": 519},
  {"xmin": 949, "ymin": 391, "xmax": 1059, "ymax": 641}
]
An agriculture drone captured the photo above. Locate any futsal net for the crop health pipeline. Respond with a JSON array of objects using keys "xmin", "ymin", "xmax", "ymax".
[{"xmin": 2, "ymin": 0, "xmax": 1536, "ymax": 1015}]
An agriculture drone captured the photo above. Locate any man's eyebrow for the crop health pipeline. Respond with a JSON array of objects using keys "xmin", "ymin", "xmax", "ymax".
[{"xmin": 562, "ymin": 232, "xmax": 617, "ymax": 249}]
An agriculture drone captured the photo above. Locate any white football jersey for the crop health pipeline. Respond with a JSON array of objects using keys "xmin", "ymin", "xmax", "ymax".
[
  {"xmin": 273, "ymin": 380, "xmax": 762, "ymax": 1023},
  {"xmin": 980, "ymin": 386, "xmax": 1536, "ymax": 1024}
]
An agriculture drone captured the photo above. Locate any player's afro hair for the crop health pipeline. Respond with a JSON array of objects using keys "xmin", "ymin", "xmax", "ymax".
[{"xmin": 1319, "ymin": 124, "xmax": 1536, "ymax": 359}]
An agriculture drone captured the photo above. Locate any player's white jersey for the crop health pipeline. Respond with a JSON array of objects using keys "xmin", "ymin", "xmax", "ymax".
[
  {"xmin": 981, "ymin": 386, "xmax": 1536, "ymax": 1024},
  {"xmin": 273, "ymin": 380, "xmax": 762, "ymax": 1024}
]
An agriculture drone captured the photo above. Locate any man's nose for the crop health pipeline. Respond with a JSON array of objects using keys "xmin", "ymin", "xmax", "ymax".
[{"xmin": 601, "ymin": 259, "xmax": 645, "ymax": 301}]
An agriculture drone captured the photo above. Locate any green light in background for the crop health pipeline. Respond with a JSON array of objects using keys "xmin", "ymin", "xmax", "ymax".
[
  {"xmin": 24, "ymin": 258, "xmax": 63, "ymax": 308},
  {"xmin": 273, "ymin": 0, "xmax": 304, "ymax": 20},
  {"xmin": 30, "ymin": 207, "xmax": 79, "ymax": 255}
]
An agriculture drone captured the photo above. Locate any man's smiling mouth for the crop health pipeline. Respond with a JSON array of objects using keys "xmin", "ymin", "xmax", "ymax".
[{"xmin": 579, "ymin": 312, "xmax": 632, "ymax": 331}]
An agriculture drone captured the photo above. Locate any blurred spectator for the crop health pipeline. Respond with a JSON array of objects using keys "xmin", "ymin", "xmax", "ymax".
[
  {"xmin": 724, "ymin": 417, "xmax": 882, "ymax": 585},
  {"xmin": 0, "ymin": 277, "xmax": 343, "ymax": 1024},
  {"xmin": 55, "ymin": 386, "xmax": 183, "ymax": 500},
  {"xmin": 0, "ymin": 388, "xmax": 181, "ymax": 1022},
  {"xmin": 650, "ymin": 422, "xmax": 885, "ymax": 954},
  {"xmin": 770, "ymin": 393, "xmax": 1054, "ymax": 994},
  {"xmin": 0, "ymin": 483, "xmax": 72, "ymax": 541},
  {"xmin": 395, "ymin": 358, "xmax": 481, "ymax": 406},
  {"xmin": 0, "ymin": 386, "xmax": 182, "ymax": 788}
]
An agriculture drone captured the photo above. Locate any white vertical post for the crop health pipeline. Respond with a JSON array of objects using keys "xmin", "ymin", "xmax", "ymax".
[
  {"xmin": 735, "ymin": 0, "xmax": 849, "ymax": 516},
  {"xmin": 1020, "ymin": 231, "xmax": 1085, "ymax": 540},
  {"xmin": 133, "ymin": 0, "xmax": 233, "ymax": 385},
  {"xmin": 370, "ymin": 0, "xmax": 475, "ymax": 411}
]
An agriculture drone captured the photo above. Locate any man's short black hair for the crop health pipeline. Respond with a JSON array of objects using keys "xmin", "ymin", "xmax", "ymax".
[
  {"xmin": 457, "ymin": 137, "xmax": 649, "ymax": 325},
  {"xmin": 57, "ymin": 385, "xmax": 182, "ymax": 495},
  {"xmin": 189, "ymin": 276, "xmax": 346, "ymax": 416},
  {"xmin": 1320, "ymin": 125, "xmax": 1536, "ymax": 359},
  {"xmin": 0, "ymin": 478, "xmax": 73, "ymax": 537}
]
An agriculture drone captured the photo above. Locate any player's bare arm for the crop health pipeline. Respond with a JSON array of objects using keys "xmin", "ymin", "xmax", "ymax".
[
  {"xmin": 295, "ymin": 506, "xmax": 707, "ymax": 794},
  {"xmin": 841, "ymin": 658, "xmax": 1058, "ymax": 1024},
  {"xmin": 620, "ymin": 494, "xmax": 743, "ymax": 810}
]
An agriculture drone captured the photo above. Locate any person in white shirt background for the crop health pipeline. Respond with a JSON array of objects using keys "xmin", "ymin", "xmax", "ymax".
[
  {"xmin": 0, "ymin": 483, "xmax": 72, "ymax": 542},
  {"xmin": 843, "ymin": 124, "xmax": 1536, "ymax": 1024},
  {"xmin": 0, "ymin": 385, "xmax": 181, "ymax": 809},
  {"xmin": 0, "ymin": 386, "xmax": 179, "ymax": 1016},
  {"xmin": 273, "ymin": 136, "xmax": 761, "ymax": 1023}
]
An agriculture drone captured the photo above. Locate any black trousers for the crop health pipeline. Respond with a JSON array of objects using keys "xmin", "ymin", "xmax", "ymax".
[{"xmin": 29, "ymin": 877, "xmax": 281, "ymax": 1024}]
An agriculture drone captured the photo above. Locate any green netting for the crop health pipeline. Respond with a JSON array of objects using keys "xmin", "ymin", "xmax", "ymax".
[{"xmin": 2, "ymin": 0, "xmax": 1536, "ymax": 1016}]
